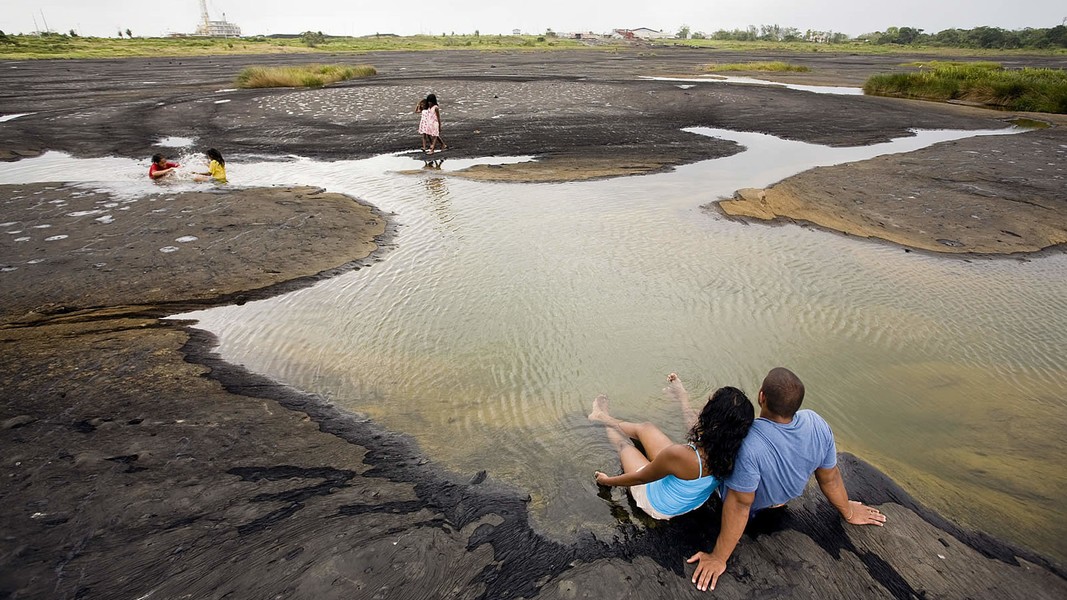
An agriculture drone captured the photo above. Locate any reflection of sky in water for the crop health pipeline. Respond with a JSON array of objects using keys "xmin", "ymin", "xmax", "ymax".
[
  {"xmin": 155, "ymin": 136, "xmax": 196, "ymax": 148},
  {"xmin": 640, "ymin": 75, "xmax": 864, "ymax": 95},
  {"xmin": 0, "ymin": 112, "xmax": 36, "ymax": 123},
  {"xmin": 2, "ymin": 126, "xmax": 1064, "ymax": 563}
]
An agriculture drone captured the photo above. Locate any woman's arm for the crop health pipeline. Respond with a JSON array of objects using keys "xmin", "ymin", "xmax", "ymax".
[{"xmin": 595, "ymin": 444, "xmax": 686, "ymax": 487}]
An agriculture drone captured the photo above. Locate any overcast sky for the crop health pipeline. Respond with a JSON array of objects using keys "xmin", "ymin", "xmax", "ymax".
[{"xmin": 3, "ymin": 1, "xmax": 1065, "ymax": 39}]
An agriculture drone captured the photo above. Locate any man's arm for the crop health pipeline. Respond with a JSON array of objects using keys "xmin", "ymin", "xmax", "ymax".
[
  {"xmin": 687, "ymin": 488, "xmax": 753, "ymax": 592},
  {"xmin": 814, "ymin": 466, "xmax": 887, "ymax": 526}
]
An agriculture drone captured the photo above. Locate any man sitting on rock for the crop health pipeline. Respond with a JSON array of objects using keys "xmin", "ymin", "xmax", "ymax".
[{"xmin": 687, "ymin": 367, "xmax": 888, "ymax": 592}]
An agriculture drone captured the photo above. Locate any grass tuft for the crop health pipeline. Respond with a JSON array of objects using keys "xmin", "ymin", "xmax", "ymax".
[
  {"xmin": 864, "ymin": 62, "xmax": 1067, "ymax": 113},
  {"xmin": 703, "ymin": 61, "xmax": 811, "ymax": 73},
  {"xmin": 235, "ymin": 64, "xmax": 376, "ymax": 88}
]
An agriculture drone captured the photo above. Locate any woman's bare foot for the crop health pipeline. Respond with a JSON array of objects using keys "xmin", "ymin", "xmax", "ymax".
[
  {"xmin": 664, "ymin": 372, "xmax": 688, "ymax": 401},
  {"xmin": 588, "ymin": 394, "xmax": 612, "ymax": 422}
]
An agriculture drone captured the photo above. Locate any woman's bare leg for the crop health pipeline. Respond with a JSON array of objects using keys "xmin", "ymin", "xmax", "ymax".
[
  {"xmin": 589, "ymin": 395, "xmax": 675, "ymax": 463},
  {"xmin": 665, "ymin": 372, "xmax": 698, "ymax": 431}
]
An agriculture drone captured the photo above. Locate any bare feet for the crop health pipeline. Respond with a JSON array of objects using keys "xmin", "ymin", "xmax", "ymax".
[
  {"xmin": 664, "ymin": 372, "xmax": 688, "ymax": 401},
  {"xmin": 588, "ymin": 394, "xmax": 612, "ymax": 423}
]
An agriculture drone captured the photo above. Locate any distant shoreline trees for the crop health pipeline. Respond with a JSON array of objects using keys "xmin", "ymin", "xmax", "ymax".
[
  {"xmin": 860, "ymin": 25, "xmax": 1067, "ymax": 49},
  {"xmin": 703, "ymin": 23, "xmax": 1067, "ymax": 49}
]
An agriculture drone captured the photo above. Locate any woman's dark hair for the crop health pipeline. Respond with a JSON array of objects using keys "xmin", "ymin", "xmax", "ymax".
[
  {"xmin": 151, "ymin": 153, "xmax": 164, "ymax": 164},
  {"xmin": 425, "ymin": 93, "xmax": 438, "ymax": 107},
  {"xmin": 206, "ymin": 148, "xmax": 225, "ymax": 166},
  {"xmin": 687, "ymin": 386, "xmax": 754, "ymax": 479}
]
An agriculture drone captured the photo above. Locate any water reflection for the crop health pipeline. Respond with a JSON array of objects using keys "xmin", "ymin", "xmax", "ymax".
[
  {"xmin": 420, "ymin": 165, "xmax": 454, "ymax": 231},
  {"xmin": 640, "ymin": 75, "xmax": 865, "ymax": 96},
  {"xmin": 2, "ymin": 126, "xmax": 1064, "ymax": 563}
]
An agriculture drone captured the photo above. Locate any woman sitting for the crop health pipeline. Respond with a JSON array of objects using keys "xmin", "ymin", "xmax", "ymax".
[{"xmin": 591, "ymin": 373, "xmax": 754, "ymax": 520}]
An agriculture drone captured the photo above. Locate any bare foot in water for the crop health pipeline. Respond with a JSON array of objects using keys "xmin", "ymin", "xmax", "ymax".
[
  {"xmin": 588, "ymin": 394, "xmax": 612, "ymax": 422},
  {"xmin": 664, "ymin": 372, "xmax": 688, "ymax": 401}
]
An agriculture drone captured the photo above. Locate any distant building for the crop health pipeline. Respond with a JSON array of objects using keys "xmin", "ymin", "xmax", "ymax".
[
  {"xmin": 629, "ymin": 27, "xmax": 671, "ymax": 40},
  {"xmin": 193, "ymin": 0, "xmax": 241, "ymax": 38}
]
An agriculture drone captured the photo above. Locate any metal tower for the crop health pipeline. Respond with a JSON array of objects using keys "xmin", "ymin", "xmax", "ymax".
[
  {"xmin": 193, "ymin": 1, "xmax": 241, "ymax": 37},
  {"xmin": 199, "ymin": 0, "xmax": 211, "ymax": 33}
]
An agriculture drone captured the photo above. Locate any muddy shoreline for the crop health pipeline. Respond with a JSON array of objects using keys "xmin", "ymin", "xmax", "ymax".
[{"xmin": 2, "ymin": 49, "xmax": 1066, "ymax": 598}]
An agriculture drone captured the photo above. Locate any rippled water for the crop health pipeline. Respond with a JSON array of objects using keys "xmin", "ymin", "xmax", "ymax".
[{"xmin": 3, "ymin": 126, "xmax": 1064, "ymax": 562}]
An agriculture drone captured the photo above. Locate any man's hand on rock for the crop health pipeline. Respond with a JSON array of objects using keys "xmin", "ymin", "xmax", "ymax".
[
  {"xmin": 687, "ymin": 551, "xmax": 726, "ymax": 592},
  {"xmin": 846, "ymin": 500, "xmax": 887, "ymax": 526}
]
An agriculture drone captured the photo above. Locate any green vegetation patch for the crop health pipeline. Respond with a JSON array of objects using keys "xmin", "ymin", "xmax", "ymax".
[
  {"xmin": 236, "ymin": 64, "xmax": 377, "ymax": 88},
  {"xmin": 0, "ymin": 33, "xmax": 584, "ymax": 60},
  {"xmin": 864, "ymin": 62, "xmax": 1067, "ymax": 113},
  {"xmin": 704, "ymin": 61, "xmax": 811, "ymax": 73}
]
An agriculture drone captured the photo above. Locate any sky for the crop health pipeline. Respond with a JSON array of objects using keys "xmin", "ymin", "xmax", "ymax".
[{"xmin": 2, "ymin": 0, "xmax": 1065, "ymax": 39}]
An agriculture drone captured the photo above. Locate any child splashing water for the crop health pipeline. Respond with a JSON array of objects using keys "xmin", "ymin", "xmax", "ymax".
[
  {"xmin": 416, "ymin": 94, "xmax": 448, "ymax": 155},
  {"xmin": 148, "ymin": 154, "xmax": 180, "ymax": 180},
  {"xmin": 194, "ymin": 148, "xmax": 227, "ymax": 183}
]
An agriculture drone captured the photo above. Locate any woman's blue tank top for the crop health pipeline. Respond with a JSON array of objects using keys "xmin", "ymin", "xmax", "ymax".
[{"xmin": 646, "ymin": 443, "xmax": 719, "ymax": 517}]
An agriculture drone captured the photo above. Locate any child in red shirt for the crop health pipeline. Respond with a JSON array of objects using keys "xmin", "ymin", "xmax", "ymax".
[{"xmin": 149, "ymin": 154, "xmax": 179, "ymax": 179}]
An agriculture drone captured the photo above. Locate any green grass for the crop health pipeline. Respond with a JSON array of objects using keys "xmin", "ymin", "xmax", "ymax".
[
  {"xmin": 3, "ymin": 34, "xmax": 1064, "ymax": 60},
  {"xmin": 864, "ymin": 62, "xmax": 1067, "ymax": 113},
  {"xmin": 0, "ymin": 34, "xmax": 584, "ymax": 59},
  {"xmin": 654, "ymin": 38, "xmax": 1067, "ymax": 56},
  {"xmin": 704, "ymin": 61, "xmax": 811, "ymax": 72},
  {"xmin": 235, "ymin": 64, "xmax": 376, "ymax": 88}
]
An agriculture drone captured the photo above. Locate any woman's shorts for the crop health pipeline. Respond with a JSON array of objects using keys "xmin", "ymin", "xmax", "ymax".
[{"xmin": 629, "ymin": 483, "xmax": 677, "ymax": 521}]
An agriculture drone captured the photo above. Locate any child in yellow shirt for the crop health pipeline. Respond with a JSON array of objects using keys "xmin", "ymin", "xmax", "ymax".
[{"xmin": 195, "ymin": 148, "xmax": 227, "ymax": 183}]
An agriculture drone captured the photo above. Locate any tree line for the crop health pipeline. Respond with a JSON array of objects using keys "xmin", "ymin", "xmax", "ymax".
[{"xmin": 683, "ymin": 24, "xmax": 1067, "ymax": 49}]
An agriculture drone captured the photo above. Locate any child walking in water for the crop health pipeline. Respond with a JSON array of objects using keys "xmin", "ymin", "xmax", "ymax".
[
  {"xmin": 194, "ymin": 148, "xmax": 227, "ymax": 183},
  {"xmin": 416, "ymin": 93, "xmax": 447, "ymax": 155}
]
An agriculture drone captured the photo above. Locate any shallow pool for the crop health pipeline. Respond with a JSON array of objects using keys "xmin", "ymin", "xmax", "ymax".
[{"xmin": 3, "ymin": 125, "xmax": 1064, "ymax": 562}]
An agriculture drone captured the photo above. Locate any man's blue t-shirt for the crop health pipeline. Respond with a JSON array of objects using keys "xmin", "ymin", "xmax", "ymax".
[{"xmin": 723, "ymin": 409, "xmax": 837, "ymax": 512}]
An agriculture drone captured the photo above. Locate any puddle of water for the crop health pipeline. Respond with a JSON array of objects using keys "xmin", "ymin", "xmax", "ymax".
[
  {"xmin": 0, "ymin": 113, "xmax": 35, "ymax": 123},
  {"xmin": 1, "ymin": 126, "xmax": 1064, "ymax": 563},
  {"xmin": 1009, "ymin": 118, "xmax": 1051, "ymax": 129},
  {"xmin": 641, "ymin": 75, "xmax": 864, "ymax": 96},
  {"xmin": 155, "ymin": 136, "xmax": 196, "ymax": 148}
]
